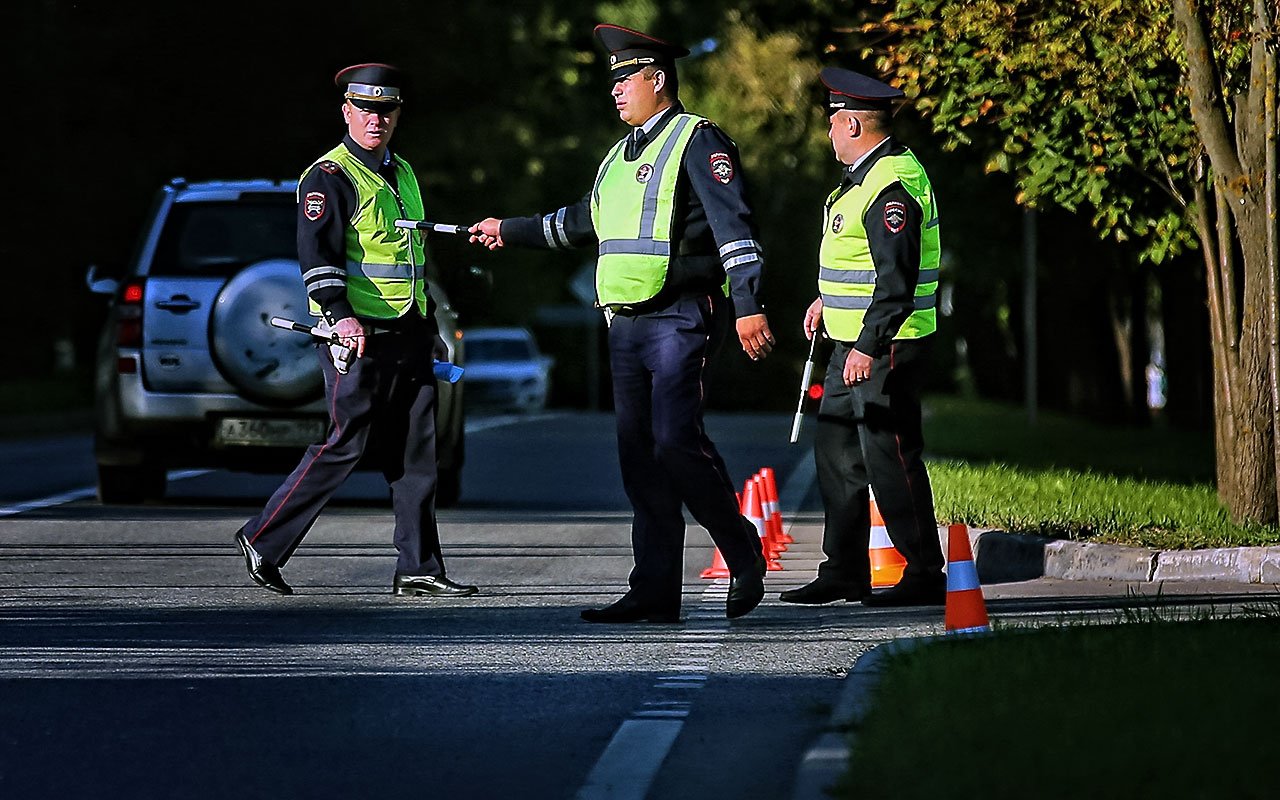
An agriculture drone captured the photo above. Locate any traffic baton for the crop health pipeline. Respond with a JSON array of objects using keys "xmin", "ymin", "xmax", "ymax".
[
  {"xmin": 789, "ymin": 332, "xmax": 821, "ymax": 443},
  {"xmin": 268, "ymin": 316, "xmax": 464, "ymax": 383},
  {"xmin": 394, "ymin": 219, "xmax": 473, "ymax": 236}
]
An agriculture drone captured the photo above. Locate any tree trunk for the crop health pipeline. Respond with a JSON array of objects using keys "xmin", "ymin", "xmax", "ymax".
[{"xmin": 1174, "ymin": 0, "xmax": 1279, "ymax": 524}]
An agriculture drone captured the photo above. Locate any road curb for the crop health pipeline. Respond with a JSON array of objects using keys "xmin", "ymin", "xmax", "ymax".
[
  {"xmin": 960, "ymin": 527, "xmax": 1280, "ymax": 585},
  {"xmin": 790, "ymin": 637, "xmax": 930, "ymax": 800}
]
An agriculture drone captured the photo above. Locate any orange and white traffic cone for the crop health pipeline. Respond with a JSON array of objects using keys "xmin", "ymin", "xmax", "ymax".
[
  {"xmin": 702, "ymin": 482, "xmax": 750, "ymax": 580},
  {"xmin": 700, "ymin": 545, "xmax": 730, "ymax": 579},
  {"xmin": 944, "ymin": 523, "xmax": 990, "ymax": 634},
  {"xmin": 868, "ymin": 488, "xmax": 907, "ymax": 588},
  {"xmin": 745, "ymin": 476, "xmax": 782, "ymax": 571},
  {"xmin": 758, "ymin": 467, "xmax": 792, "ymax": 547}
]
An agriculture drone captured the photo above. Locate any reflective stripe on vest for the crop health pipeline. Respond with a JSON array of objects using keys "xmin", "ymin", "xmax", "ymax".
[
  {"xmin": 589, "ymin": 113, "xmax": 702, "ymax": 308},
  {"xmin": 818, "ymin": 149, "xmax": 940, "ymax": 342},
  {"xmin": 301, "ymin": 144, "xmax": 429, "ymax": 319}
]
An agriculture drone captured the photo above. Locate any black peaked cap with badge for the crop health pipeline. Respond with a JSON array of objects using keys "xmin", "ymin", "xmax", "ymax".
[
  {"xmin": 820, "ymin": 67, "xmax": 904, "ymax": 114},
  {"xmin": 335, "ymin": 62, "xmax": 406, "ymax": 112},
  {"xmin": 594, "ymin": 24, "xmax": 690, "ymax": 82}
]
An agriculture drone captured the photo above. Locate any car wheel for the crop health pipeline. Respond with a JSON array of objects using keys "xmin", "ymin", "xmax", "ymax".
[
  {"xmin": 97, "ymin": 463, "xmax": 167, "ymax": 504},
  {"xmin": 209, "ymin": 258, "xmax": 323, "ymax": 406},
  {"xmin": 436, "ymin": 466, "xmax": 462, "ymax": 508}
]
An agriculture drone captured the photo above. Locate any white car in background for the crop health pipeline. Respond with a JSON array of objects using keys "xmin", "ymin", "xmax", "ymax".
[{"xmin": 462, "ymin": 328, "xmax": 553, "ymax": 413}]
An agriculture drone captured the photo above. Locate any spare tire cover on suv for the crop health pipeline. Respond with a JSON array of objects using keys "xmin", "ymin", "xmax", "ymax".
[{"xmin": 210, "ymin": 258, "xmax": 323, "ymax": 405}]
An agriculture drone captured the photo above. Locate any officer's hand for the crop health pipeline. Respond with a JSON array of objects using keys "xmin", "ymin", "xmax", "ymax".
[
  {"xmin": 468, "ymin": 219, "xmax": 505, "ymax": 250},
  {"xmin": 737, "ymin": 314, "xmax": 775, "ymax": 361},
  {"xmin": 804, "ymin": 297, "xmax": 824, "ymax": 341},
  {"xmin": 843, "ymin": 348, "xmax": 873, "ymax": 386},
  {"xmin": 333, "ymin": 317, "xmax": 367, "ymax": 358},
  {"xmin": 431, "ymin": 334, "xmax": 450, "ymax": 362}
]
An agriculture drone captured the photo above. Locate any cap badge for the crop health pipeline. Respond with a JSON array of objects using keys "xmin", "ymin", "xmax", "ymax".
[
  {"xmin": 884, "ymin": 201, "xmax": 907, "ymax": 234},
  {"xmin": 832, "ymin": 213, "xmax": 844, "ymax": 234},
  {"xmin": 635, "ymin": 164, "xmax": 654, "ymax": 183},
  {"xmin": 610, "ymin": 54, "xmax": 618, "ymax": 65},
  {"xmin": 709, "ymin": 152, "xmax": 734, "ymax": 184}
]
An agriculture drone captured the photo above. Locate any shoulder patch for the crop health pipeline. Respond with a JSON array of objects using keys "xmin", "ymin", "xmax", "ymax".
[
  {"xmin": 708, "ymin": 152, "xmax": 735, "ymax": 185},
  {"xmin": 304, "ymin": 191, "xmax": 326, "ymax": 221},
  {"xmin": 317, "ymin": 160, "xmax": 340, "ymax": 174},
  {"xmin": 884, "ymin": 200, "xmax": 907, "ymax": 234}
]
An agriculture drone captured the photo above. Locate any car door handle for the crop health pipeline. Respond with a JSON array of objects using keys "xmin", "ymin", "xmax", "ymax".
[{"xmin": 155, "ymin": 295, "xmax": 201, "ymax": 313}]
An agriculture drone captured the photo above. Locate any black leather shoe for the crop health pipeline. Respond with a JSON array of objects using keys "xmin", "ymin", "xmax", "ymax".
[
  {"xmin": 726, "ymin": 555, "xmax": 766, "ymax": 619},
  {"xmin": 392, "ymin": 574, "xmax": 479, "ymax": 597},
  {"xmin": 862, "ymin": 577, "xmax": 946, "ymax": 607},
  {"xmin": 580, "ymin": 594, "xmax": 680, "ymax": 624},
  {"xmin": 234, "ymin": 531, "xmax": 292, "ymax": 595},
  {"xmin": 779, "ymin": 579, "xmax": 869, "ymax": 605}
]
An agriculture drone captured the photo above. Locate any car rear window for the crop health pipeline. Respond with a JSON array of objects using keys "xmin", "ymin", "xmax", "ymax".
[
  {"xmin": 467, "ymin": 338, "xmax": 535, "ymax": 362},
  {"xmin": 149, "ymin": 198, "xmax": 296, "ymax": 277}
]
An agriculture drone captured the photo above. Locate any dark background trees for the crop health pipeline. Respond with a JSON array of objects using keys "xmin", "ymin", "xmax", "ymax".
[{"xmin": 9, "ymin": 0, "xmax": 1251, "ymax": 449}]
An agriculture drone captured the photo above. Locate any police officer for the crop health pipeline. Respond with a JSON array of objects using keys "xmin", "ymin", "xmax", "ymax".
[
  {"xmin": 470, "ymin": 24, "xmax": 773, "ymax": 622},
  {"xmin": 780, "ymin": 68, "xmax": 946, "ymax": 607},
  {"xmin": 234, "ymin": 63, "xmax": 477, "ymax": 599}
]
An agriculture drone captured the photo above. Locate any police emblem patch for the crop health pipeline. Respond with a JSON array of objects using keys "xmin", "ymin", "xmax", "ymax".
[
  {"xmin": 709, "ymin": 152, "xmax": 734, "ymax": 184},
  {"xmin": 884, "ymin": 201, "xmax": 907, "ymax": 234},
  {"xmin": 304, "ymin": 192, "xmax": 326, "ymax": 221},
  {"xmin": 832, "ymin": 213, "xmax": 844, "ymax": 234},
  {"xmin": 636, "ymin": 164, "xmax": 654, "ymax": 183}
]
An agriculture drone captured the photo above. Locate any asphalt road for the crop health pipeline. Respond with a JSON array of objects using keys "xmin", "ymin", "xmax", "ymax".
[{"xmin": 0, "ymin": 412, "xmax": 1273, "ymax": 799}]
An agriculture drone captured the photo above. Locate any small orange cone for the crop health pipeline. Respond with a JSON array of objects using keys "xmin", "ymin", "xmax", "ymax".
[
  {"xmin": 758, "ymin": 467, "xmax": 792, "ymax": 546},
  {"xmin": 700, "ymin": 544, "xmax": 730, "ymax": 579},
  {"xmin": 702, "ymin": 483, "xmax": 749, "ymax": 579},
  {"xmin": 745, "ymin": 476, "xmax": 783, "ymax": 571},
  {"xmin": 944, "ymin": 523, "xmax": 990, "ymax": 634},
  {"xmin": 868, "ymin": 489, "xmax": 907, "ymax": 588}
]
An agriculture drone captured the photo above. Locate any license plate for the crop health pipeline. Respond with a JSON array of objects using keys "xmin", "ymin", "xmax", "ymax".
[{"xmin": 214, "ymin": 417, "xmax": 326, "ymax": 447}]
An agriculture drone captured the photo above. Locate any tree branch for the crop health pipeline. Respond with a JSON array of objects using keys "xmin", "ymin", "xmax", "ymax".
[{"xmin": 1173, "ymin": 0, "xmax": 1245, "ymax": 183}]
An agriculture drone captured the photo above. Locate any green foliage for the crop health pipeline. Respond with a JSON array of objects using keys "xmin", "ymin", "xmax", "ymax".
[{"xmin": 851, "ymin": 0, "xmax": 1257, "ymax": 264}]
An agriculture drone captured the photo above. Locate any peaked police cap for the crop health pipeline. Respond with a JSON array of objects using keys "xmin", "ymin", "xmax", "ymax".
[
  {"xmin": 820, "ymin": 67, "xmax": 904, "ymax": 113},
  {"xmin": 594, "ymin": 24, "xmax": 690, "ymax": 82},
  {"xmin": 335, "ymin": 63, "xmax": 406, "ymax": 112}
]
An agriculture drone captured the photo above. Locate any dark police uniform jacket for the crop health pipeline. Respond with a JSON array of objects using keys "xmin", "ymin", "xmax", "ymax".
[
  {"xmin": 499, "ymin": 104, "xmax": 766, "ymax": 317},
  {"xmin": 296, "ymin": 134, "xmax": 435, "ymax": 331}
]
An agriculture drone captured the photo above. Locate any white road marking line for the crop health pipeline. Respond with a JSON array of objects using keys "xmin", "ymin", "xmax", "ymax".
[
  {"xmin": 0, "ymin": 414, "xmax": 564, "ymax": 518},
  {"xmin": 575, "ymin": 719, "xmax": 685, "ymax": 800},
  {"xmin": 0, "ymin": 470, "xmax": 211, "ymax": 518}
]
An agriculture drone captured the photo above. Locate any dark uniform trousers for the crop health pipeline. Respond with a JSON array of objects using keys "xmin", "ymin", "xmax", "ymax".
[
  {"xmin": 814, "ymin": 337, "xmax": 944, "ymax": 589},
  {"xmin": 243, "ymin": 324, "xmax": 445, "ymax": 577},
  {"xmin": 609, "ymin": 292, "xmax": 763, "ymax": 605}
]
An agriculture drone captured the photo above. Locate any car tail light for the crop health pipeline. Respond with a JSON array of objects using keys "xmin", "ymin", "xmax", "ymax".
[
  {"xmin": 807, "ymin": 383, "xmax": 824, "ymax": 401},
  {"xmin": 117, "ymin": 279, "xmax": 145, "ymax": 349},
  {"xmin": 117, "ymin": 357, "xmax": 138, "ymax": 374}
]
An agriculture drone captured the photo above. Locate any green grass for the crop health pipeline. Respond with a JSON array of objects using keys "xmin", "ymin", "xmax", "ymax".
[
  {"xmin": 0, "ymin": 372, "xmax": 93, "ymax": 416},
  {"xmin": 837, "ymin": 618, "xmax": 1280, "ymax": 800},
  {"xmin": 923, "ymin": 396, "xmax": 1279, "ymax": 548},
  {"xmin": 924, "ymin": 395, "xmax": 1215, "ymax": 484}
]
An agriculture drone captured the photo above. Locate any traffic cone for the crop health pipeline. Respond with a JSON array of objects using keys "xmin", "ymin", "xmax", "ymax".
[
  {"xmin": 944, "ymin": 523, "xmax": 990, "ymax": 634},
  {"xmin": 758, "ymin": 467, "xmax": 792, "ymax": 547},
  {"xmin": 745, "ymin": 476, "xmax": 782, "ymax": 571},
  {"xmin": 700, "ymin": 544, "xmax": 730, "ymax": 579},
  {"xmin": 701, "ymin": 483, "xmax": 747, "ymax": 579},
  {"xmin": 868, "ymin": 488, "xmax": 907, "ymax": 588}
]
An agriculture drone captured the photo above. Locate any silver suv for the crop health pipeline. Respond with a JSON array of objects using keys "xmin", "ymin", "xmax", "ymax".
[{"xmin": 86, "ymin": 177, "xmax": 465, "ymax": 505}]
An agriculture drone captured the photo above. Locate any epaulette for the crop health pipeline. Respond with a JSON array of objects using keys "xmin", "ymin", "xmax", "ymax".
[{"xmin": 316, "ymin": 160, "xmax": 341, "ymax": 175}]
